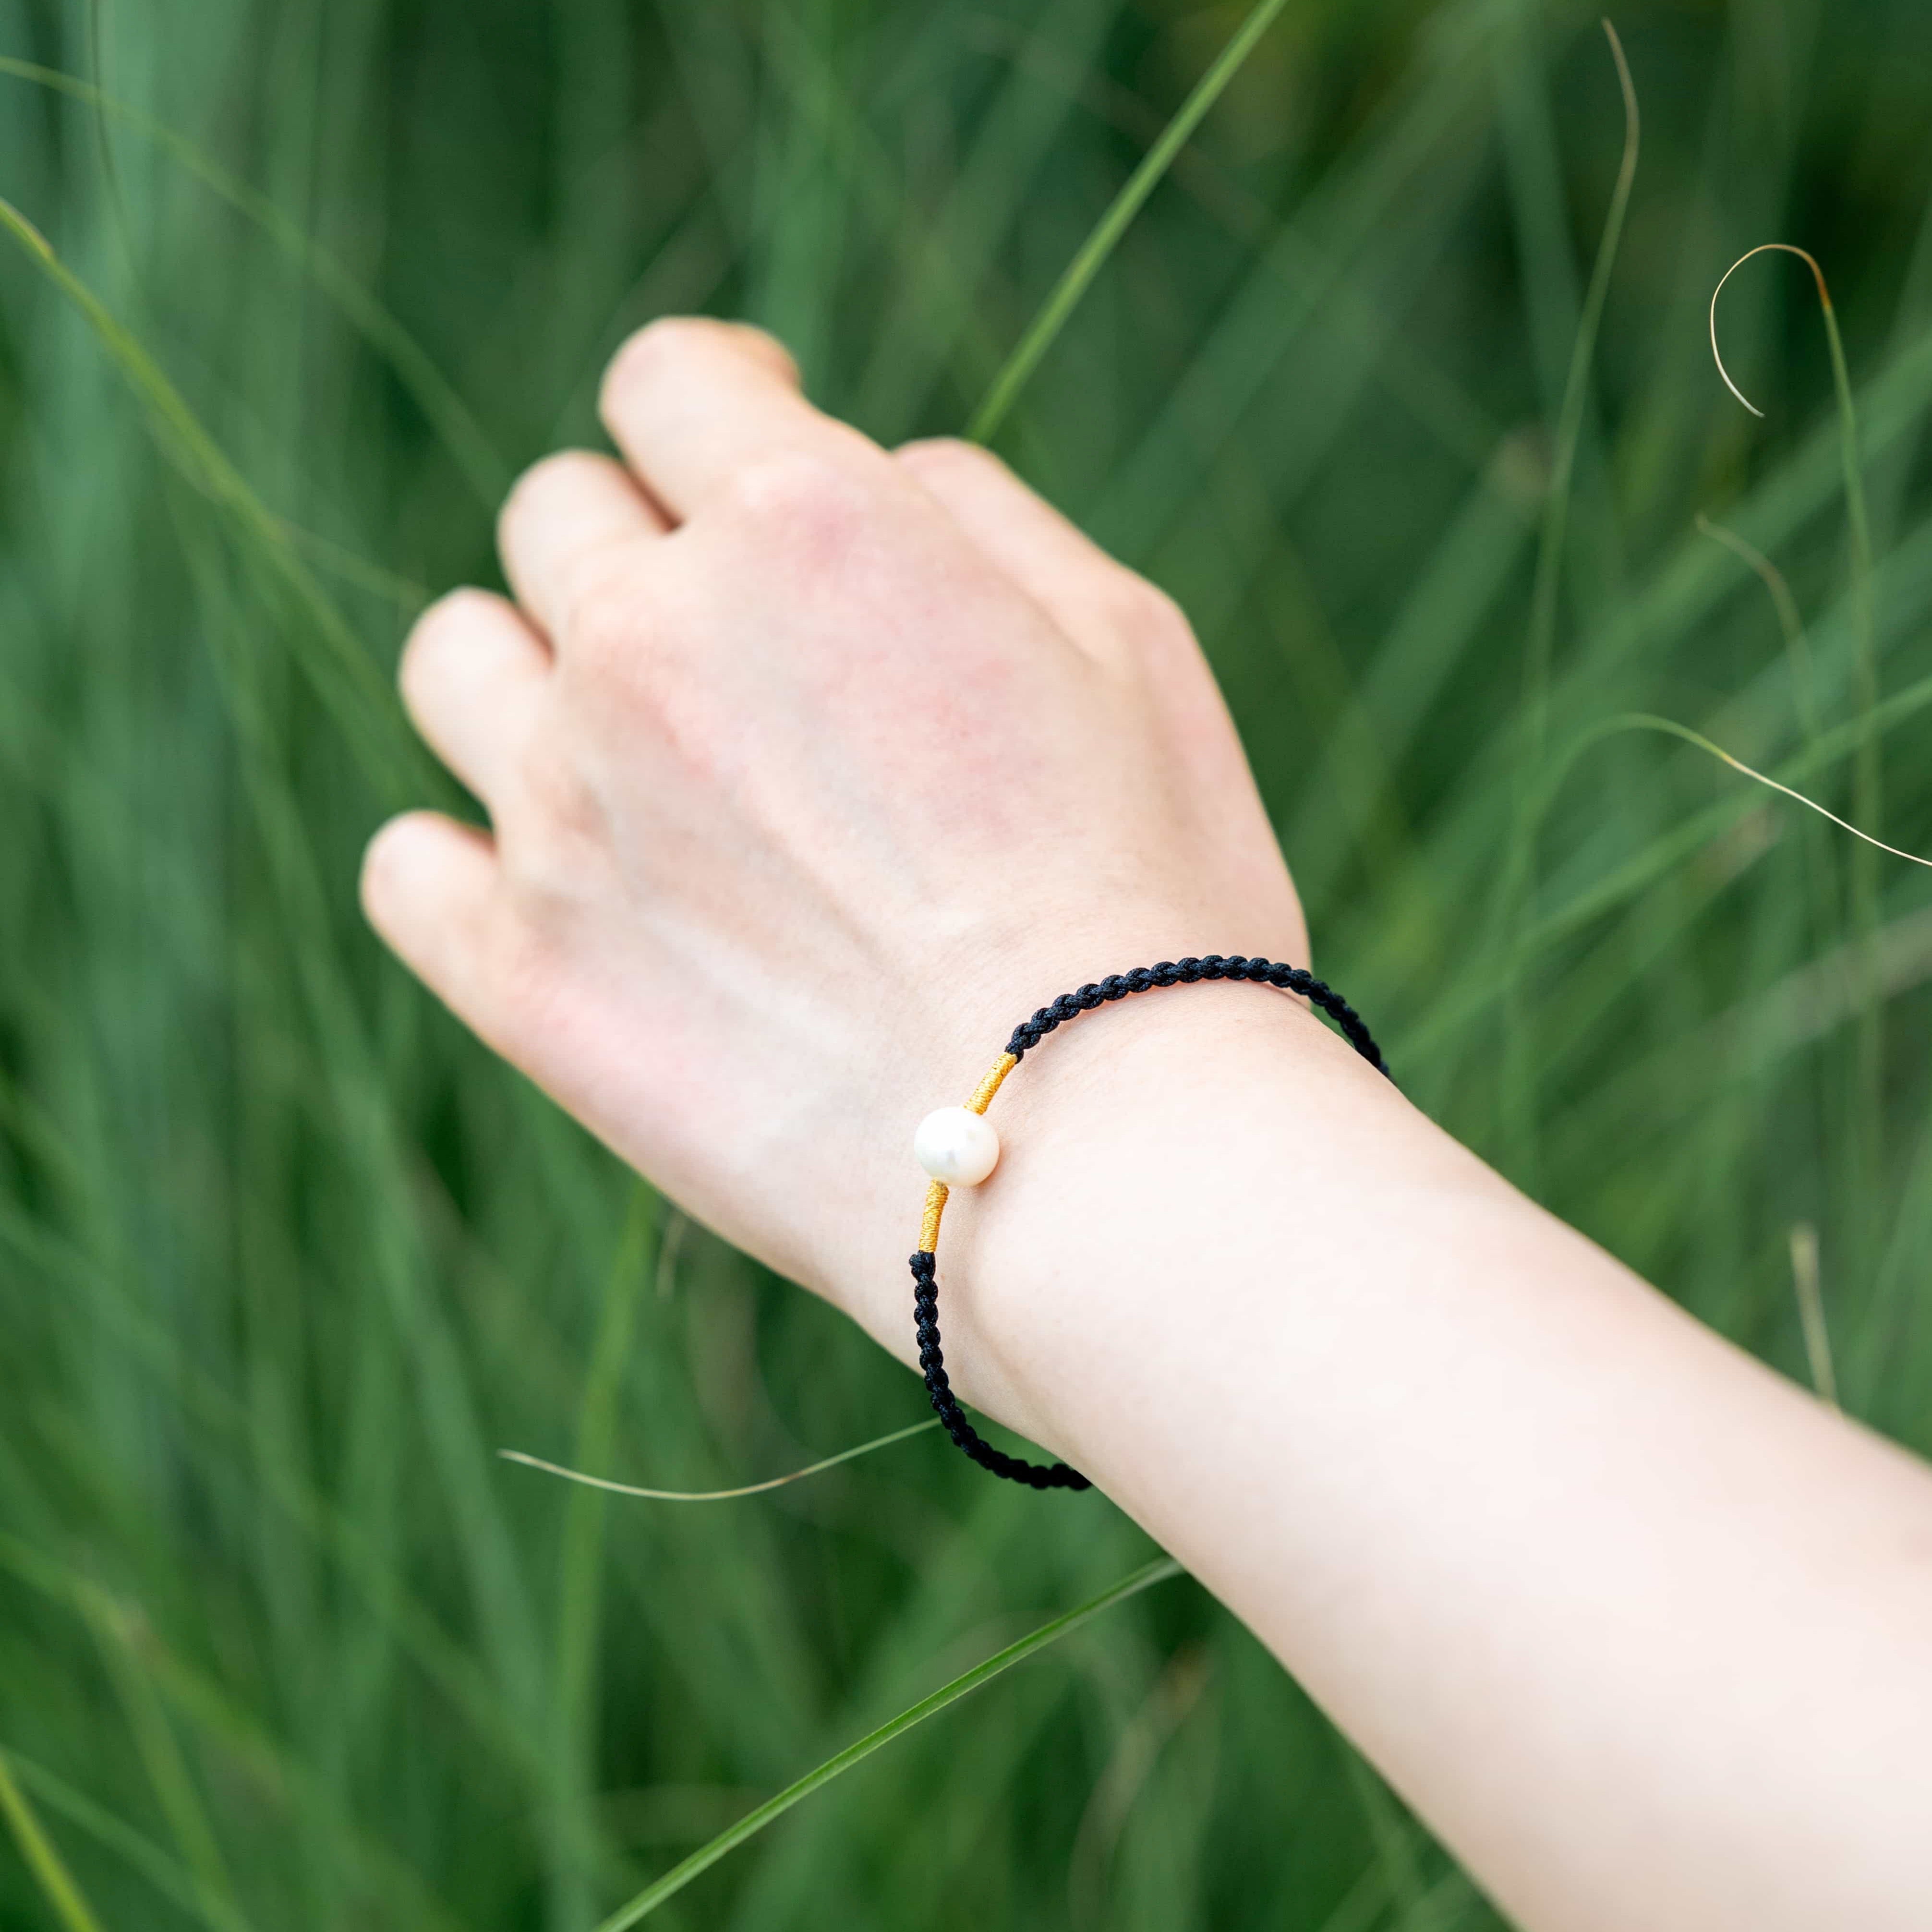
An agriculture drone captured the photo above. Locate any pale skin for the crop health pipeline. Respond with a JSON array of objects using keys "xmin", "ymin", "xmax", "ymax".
[{"xmin": 363, "ymin": 317, "xmax": 1932, "ymax": 1930}]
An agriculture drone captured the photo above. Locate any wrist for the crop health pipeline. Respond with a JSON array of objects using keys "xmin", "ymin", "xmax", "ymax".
[{"xmin": 907, "ymin": 967, "xmax": 1387, "ymax": 1465}]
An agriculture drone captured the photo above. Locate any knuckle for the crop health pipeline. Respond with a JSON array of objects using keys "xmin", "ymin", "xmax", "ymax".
[
  {"xmin": 498, "ymin": 448, "xmax": 603, "ymax": 540},
  {"xmin": 562, "ymin": 558, "xmax": 651, "ymax": 675},
  {"xmin": 720, "ymin": 448, "xmax": 868, "ymax": 555},
  {"xmin": 601, "ymin": 314, "xmax": 733, "ymax": 410},
  {"xmin": 896, "ymin": 434, "xmax": 1000, "ymax": 481},
  {"xmin": 357, "ymin": 814, "xmax": 415, "ymax": 924},
  {"xmin": 519, "ymin": 757, "xmax": 606, "ymax": 863},
  {"xmin": 496, "ymin": 747, "xmax": 611, "ymax": 914},
  {"xmin": 1104, "ymin": 572, "xmax": 1195, "ymax": 658},
  {"xmin": 398, "ymin": 587, "xmax": 491, "ymax": 701},
  {"xmin": 725, "ymin": 321, "xmax": 800, "ymax": 384}
]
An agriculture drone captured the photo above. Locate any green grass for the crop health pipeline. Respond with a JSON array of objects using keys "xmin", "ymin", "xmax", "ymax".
[{"xmin": 5, "ymin": 0, "xmax": 1932, "ymax": 1926}]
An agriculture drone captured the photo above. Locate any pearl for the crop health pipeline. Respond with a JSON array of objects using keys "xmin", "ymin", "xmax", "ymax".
[{"xmin": 914, "ymin": 1106, "xmax": 1001, "ymax": 1186}]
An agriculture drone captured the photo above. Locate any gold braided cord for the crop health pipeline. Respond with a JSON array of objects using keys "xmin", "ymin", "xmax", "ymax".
[
  {"xmin": 965, "ymin": 1052, "xmax": 1018, "ymax": 1115},
  {"xmin": 918, "ymin": 1179, "xmax": 948, "ymax": 1252},
  {"xmin": 917, "ymin": 1052, "xmax": 1019, "ymax": 1251}
]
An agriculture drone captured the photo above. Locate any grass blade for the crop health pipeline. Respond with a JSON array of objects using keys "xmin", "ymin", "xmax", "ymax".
[
  {"xmin": 1695, "ymin": 514, "xmax": 1818, "ymax": 734},
  {"xmin": 1574, "ymin": 712, "xmax": 1930, "ymax": 868},
  {"xmin": 1496, "ymin": 17, "xmax": 1640, "ymax": 1184},
  {"xmin": 1712, "ymin": 239, "xmax": 1883, "ymax": 1272},
  {"xmin": 4, "ymin": 1751, "xmax": 259, "ymax": 1932},
  {"xmin": 501, "ymin": 1417, "xmax": 942, "ymax": 1503},
  {"xmin": 966, "ymin": 0, "xmax": 1292, "ymax": 443},
  {"xmin": 594, "ymin": 1555, "xmax": 1183, "ymax": 1929},
  {"xmin": 0, "ymin": 195, "xmax": 420, "ymax": 798},
  {"xmin": 1788, "ymin": 1224, "xmax": 1842, "ymax": 1409},
  {"xmin": 0, "ymin": 1749, "xmax": 108, "ymax": 1932},
  {"xmin": 0, "ymin": 57, "xmax": 509, "ymax": 503},
  {"xmin": 1521, "ymin": 16, "xmax": 1638, "ymax": 742}
]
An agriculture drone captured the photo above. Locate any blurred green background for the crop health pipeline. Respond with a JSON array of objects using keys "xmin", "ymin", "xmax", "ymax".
[{"xmin": 5, "ymin": 0, "xmax": 1932, "ymax": 1925}]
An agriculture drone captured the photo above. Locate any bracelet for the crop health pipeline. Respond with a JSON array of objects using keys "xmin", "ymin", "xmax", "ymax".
[{"xmin": 908, "ymin": 955, "xmax": 1391, "ymax": 1492}]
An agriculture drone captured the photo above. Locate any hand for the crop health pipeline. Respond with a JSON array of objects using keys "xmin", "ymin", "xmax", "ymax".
[{"xmin": 361, "ymin": 317, "xmax": 1305, "ymax": 1364}]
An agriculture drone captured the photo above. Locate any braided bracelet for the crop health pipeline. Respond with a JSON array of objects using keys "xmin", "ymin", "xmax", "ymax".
[{"xmin": 908, "ymin": 955, "xmax": 1391, "ymax": 1492}]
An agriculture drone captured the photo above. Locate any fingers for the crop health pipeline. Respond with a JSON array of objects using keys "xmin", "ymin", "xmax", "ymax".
[
  {"xmin": 360, "ymin": 810, "xmax": 504, "ymax": 1025},
  {"xmin": 895, "ymin": 438, "xmax": 1141, "ymax": 660},
  {"xmin": 497, "ymin": 449, "xmax": 667, "ymax": 642},
  {"xmin": 598, "ymin": 316, "xmax": 883, "ymax": 520},
  {"xmin": 398, "ymin": 589, "xmax": 549, "ymax": 805}
]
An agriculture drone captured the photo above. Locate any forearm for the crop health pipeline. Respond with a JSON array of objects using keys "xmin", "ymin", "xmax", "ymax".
[{"xmin": 933, "ymin": 981, "xmax": 1932, "ymax": 1931}]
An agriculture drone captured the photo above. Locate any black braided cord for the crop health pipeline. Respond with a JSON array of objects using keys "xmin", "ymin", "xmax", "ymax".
[{"xmin": 911, "ymin": 954, "xmax": 1391, "ymax": 1491}]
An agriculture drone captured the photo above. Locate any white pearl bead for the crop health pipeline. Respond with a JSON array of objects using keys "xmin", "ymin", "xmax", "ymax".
[{"xmin": 914, "ymin": 1106, "xmax": 1001, "ymax": 1186}]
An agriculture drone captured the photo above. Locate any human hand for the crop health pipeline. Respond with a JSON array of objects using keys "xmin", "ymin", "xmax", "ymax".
[
  {"xmin": 361, "ymin": 318, "xmax": 1305, "ymax": 1366},
  {"xmin": 361, "ymin": 328, "xmax": 1932, "ymax": 1932}
]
